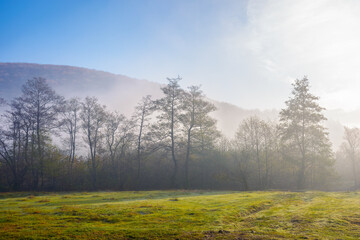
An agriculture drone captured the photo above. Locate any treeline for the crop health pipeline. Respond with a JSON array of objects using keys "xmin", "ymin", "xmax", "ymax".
[{"xmin": 0, "ymin": 76, "xmax": 336, "ymax": 191}]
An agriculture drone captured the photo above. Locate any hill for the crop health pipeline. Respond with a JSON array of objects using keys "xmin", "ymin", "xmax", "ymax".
[{"xmin": 0, "ymin": 62, "xmax": 162, "ymax": 115}]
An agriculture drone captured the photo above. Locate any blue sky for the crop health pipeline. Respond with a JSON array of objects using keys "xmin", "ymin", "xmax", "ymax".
[
  {"xmin": 0, "ymin": 0, "xmax": 247, "ymax": 77},
  {"xmin": 2, "ymin": 0, "xmax": 360, "ymax": 112}
]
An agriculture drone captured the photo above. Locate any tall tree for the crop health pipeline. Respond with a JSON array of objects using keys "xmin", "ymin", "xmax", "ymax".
[
  {"xmin": 115, "ymin": 118, "xmax": 134, "ymax": 189},
  {"xmin": 60, "ymin": 98, "xmax": 81, "ymax": 173},
  {"xmin": 80, "ymin": 96, "xmax": 106, "ymax": 189},
  {"xmin": 154, "ymin": 76, "xmax": 184, "ymax": 187},
  {"xmin": 180, "ymin": 85, "xmax": 218, "ymax": 188},
  {"xmin": 0, "ymin": 100, "xmax": 29, "ymax": 190},
  {"xmin": 104, "ymin": 111, "xmax": 128, "ymax": 187},
  {"xmin": 19, "ymin": 77, "xmax": 63, "ymax": 189},
  {"xmin": 279, "ymin": 77, "xmax": 333, "ymax": 189},
  {"xmin": 132, "ymin": 95, "xmax": 154, "ymax": 188}
]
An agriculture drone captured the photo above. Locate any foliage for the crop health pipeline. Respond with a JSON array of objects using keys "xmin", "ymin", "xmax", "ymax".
[{"xmin": 279, "ymin": 77, "xmax": 334, "ymax": 189}]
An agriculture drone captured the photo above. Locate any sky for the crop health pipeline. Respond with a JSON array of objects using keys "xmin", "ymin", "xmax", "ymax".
[{"xmin": 2, "ymin": 0, "xmax": 360, "ymax": 111}]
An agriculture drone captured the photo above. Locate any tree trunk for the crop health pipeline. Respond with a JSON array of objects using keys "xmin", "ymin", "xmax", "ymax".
[
  {"xmin": 297, "ymin": 158, "xmax": 306, "ymax": 189},
  {"xmin": 185, "ymin": 128, "xmax": 192, "ymax": 189},
  {"xmin": 170, "ymin": 99, "xmax": 177, "ymax": 188},
  {"xmin": 136, "ymin": 112, "xmax": 144, "ymax": 189},
  {"xmin": 352, "ymin": 153, "xmax": 358, "ymax": 187}
]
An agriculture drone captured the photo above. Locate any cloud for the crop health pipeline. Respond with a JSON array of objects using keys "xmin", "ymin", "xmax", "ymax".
[
  {"xmin": 237, "ymin": 0, "xmax": 360, "ymax": 109},
  {"xmin": 224, "ymin": 0, "xmax": 360, "ymax": 110}
]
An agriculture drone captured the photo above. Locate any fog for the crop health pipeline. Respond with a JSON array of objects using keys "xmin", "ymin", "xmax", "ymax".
[
  {"xmin": 2, "ymin": 1, "xmax": 360, "ymax": 192},
  {"xmin": 4, "ymin": 2, "xmax": 360, "ymax": 239}
]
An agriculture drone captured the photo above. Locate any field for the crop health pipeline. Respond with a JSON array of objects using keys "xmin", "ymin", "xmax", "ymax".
[{"xmin": 0, "ymin": 191, "xmax": 360, "ymax": 239}]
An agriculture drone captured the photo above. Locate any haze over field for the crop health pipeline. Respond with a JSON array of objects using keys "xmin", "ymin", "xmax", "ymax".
[
  {"xmin": 4, "ymin": 1, "xmax": 360, "ymax": 238},
  {"xmin": 1, "ymin": 1, "xmax": 360, "ymax": 191}
]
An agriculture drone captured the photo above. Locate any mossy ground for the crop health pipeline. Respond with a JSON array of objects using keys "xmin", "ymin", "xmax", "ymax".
[{"xmin": 0, "ymin": 190, "xmax": 360, "ymax": 239}]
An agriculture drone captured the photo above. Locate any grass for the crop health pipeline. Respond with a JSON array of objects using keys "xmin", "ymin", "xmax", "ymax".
[{"xmin": 0, "ymin": 190, "xmax": 360, "ymax": 239}]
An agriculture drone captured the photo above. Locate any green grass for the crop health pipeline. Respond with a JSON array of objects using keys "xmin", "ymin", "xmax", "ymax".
[{"xmin": 1, "ymin": 190, "xmax": 360, "ymax": 239}]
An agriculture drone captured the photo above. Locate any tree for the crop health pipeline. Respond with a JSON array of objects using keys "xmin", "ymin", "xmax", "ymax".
[
  {"xmin": 260, "ymin": 120, "xmax": 278, "ymax": 188},
  {"xmin": 231, "ymin": 120, "xmax": 253, "ymax": 190},
  {"xmin": 0, "ymin": 100, "xmax": 29, "ymax": 190},
  {"xmin": 246, "ymin": 117, "xmax": 263, "ymax": 188},
  {"xmin": 154, "ymin": 76, "xmax": 184, "ymax": 187},
  {"xmin": 104, "ymin": 110, "xmax": 133, "ymax": 189},
  {"xmin": 80, "ymin": 96, "xmax": 106, "ymax": 189},
  {"xmin": 341, "ymin": 127, "xmax": 360, "ymax": 188},
  {"xmin": 279, "ymin": 77, "xmax": 333, "ymax": 189},
  {"xmin": 132, "ymin": 95, "xmax": 154, "ymax": 188},
  {"xmin": 180, "ymin": 85, "xmax": 219, "ymax": 188},
  {"xmin": 19, "ymin": 77, "xmax": 63, "ymax": 189},
  {"xmin": 230, "ymin": 117, "xmax": 279, "ymax": 190},
  {"xmin": 60, "ymin": 98, "xmax": 81, "ymax": 173},
  {"xmin": 114, "ymin": 117, "xmax": 134, "ymax": 189}
]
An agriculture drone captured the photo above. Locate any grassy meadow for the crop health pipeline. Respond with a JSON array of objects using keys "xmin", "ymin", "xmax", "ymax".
[{"xmin": 0, "ymin": 190, "xmax": 360, "ymax": 239}]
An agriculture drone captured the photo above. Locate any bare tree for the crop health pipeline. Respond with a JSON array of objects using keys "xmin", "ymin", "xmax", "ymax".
[
  {"xmin": 245, "ymin": 117, "xmax": 263, "ymax": 188},
  {"xmin": 0, "ymin": 100, "xmax": 29, "ymax": 190},
  {"xmin": 154, "ymin": 77, "xmax": 184, "ymax": 187},
  {"xmin": 341, "ymin": 127, "xmax": 360, "ymax": 187},
  {"xmin": 19, "ymin": 77, "xmax": 63, "ymax": 189},
  {"xmin": 132, "ymin": 95, "xmax": 154, "ymax": 188},
  {"xmin": 116, "ymin": 118, "xmax": 134, "ymax": 189},
  {"xmin": 232, "ymin": 121, "xmax": 253, "ymax": 190},
  {"xmin": 80, "ymin": 96, "xmax": 106, "ymax": 189},
  {"xmin": 260, "ymin": 120, "xmax": 277, "ymax": 188},
  {"xmin": 180, "ymin": 86, "xmax": 218, "ymax": 188},
  {"xmin": 104, "ymin": 111, "xmax": 126, "ymax": 185},
  {"xmin": 60, "ymin": 98, "xmax": 81, "ymax": 173}
]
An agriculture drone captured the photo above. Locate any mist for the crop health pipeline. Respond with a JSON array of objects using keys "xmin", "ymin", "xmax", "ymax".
[{"xmin": 4, "ymin": 1, "xmax": 360, "ymax": 238}]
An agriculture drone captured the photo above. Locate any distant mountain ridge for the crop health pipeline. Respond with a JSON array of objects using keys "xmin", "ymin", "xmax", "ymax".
[
  {"xmin": 0, "ymin": 62, "xmax": 162, "ymax": 109},
  {"xmin": 0, "ymin": 62, "xmax": 345, "ymax": 148}
]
